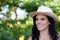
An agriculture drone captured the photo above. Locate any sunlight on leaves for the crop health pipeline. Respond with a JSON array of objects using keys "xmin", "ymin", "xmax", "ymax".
[
  {"xmin": 7, "ymin": 23, "xmax": 13, "ymax": 28},
  {"xmin": 0, "ymin": 20, "xmax": 2, "ymax": 24},
  {"xmin": 58, "ymin": 16, "xmax": 60, "ymax": 22},
  {"xmin": 19, "ymin": 35, "xmax": 25, "ymax": 40}
]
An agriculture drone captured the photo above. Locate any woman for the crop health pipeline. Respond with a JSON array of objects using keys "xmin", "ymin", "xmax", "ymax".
[{"xmin": 28, "ymin": 6, "xmax": 60, "ymax": 40}]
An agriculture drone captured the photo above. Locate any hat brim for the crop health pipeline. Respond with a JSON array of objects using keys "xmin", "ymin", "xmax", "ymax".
[{"xmin": 29, "ymin": 11, "xmax": 58, "ymax": 24}]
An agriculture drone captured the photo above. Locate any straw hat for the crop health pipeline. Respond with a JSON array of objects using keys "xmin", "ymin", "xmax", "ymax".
[{"xmin": 29, "ymin": 6, "xmax": 58, "ymax": 24}]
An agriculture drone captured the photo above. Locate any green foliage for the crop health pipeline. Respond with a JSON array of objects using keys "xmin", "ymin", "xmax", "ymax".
[
  {"xmin": 0, "ymin": 0, "xmax": 60, "ymax": 40},
  {"xmin": 0, "ymin": 17, "xmax": 33, "ymax": 40}
]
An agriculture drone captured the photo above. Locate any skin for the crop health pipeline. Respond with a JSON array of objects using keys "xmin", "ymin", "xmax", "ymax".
[
  {"xmin": 28, "ymin": 14, "xmax": 51, "ymax": 40},
  {"xmin": 35, "ymin": 14, "xmax": 50, "ymax": 31}
]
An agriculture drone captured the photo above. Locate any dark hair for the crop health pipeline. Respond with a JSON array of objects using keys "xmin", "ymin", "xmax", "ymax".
[{"xmin": 32, "ymin": 15, "xmax": 58, "ymax": 40}]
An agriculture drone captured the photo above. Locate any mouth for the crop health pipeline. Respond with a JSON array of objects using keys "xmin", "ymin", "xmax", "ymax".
[
  {"xmin": 36, "ymin": 24, "xmax": 44, "ymax": 28},
  {"xmin": 37, "ymin": 25, "xmax": 43, "ymax": 28}
]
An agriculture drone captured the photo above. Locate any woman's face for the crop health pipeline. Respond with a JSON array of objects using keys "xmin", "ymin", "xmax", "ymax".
[{"xmin": 35, "ymin": 14, "xmax": 50, "ymax": 31}]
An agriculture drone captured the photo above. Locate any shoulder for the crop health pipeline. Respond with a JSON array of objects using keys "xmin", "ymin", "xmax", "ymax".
[
  {"xmin": 57, "ymin": 34, "xmax": 60, "ymax": 40},
  {"xmin": 28, "ymin": 36, "xmax": 32, "ymax": 40}
]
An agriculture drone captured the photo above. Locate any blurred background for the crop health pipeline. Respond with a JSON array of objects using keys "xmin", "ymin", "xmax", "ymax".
[{"xmin": 0, "ymin": 0, "xmax": 60, "ymax": 40}]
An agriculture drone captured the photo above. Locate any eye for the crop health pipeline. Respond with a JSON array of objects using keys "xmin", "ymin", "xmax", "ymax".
[{"xmin": 41, "ymin": 18, "xmax": 45, "ymax": 20}]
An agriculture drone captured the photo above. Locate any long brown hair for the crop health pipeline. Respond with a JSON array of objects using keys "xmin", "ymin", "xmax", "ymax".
[{"xmin": 32, "ymin": 15, "xmax": 58, "ymax": 40}]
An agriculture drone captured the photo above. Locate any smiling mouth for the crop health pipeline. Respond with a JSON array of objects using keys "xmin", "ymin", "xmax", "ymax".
[{"xmin": 37, "ymin": 25, "xmax": 43, "ymax": 27}]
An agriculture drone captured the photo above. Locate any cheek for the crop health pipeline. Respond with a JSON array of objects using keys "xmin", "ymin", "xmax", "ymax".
[
  {"xmin": 43, "ymin": 21, "xmax": 50, "ymax": 27},
  {"xmin": 35, "ymin": 21, "xmax": 50, "ymax": 31}
]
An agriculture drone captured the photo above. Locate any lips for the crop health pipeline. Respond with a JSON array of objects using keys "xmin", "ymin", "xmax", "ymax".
[
  {"xmin": 38, "ymin": 24, "xmax": 43, "ymax": 26},
  {"xmin": 37, "ymin": 25, "xmax": 43, "ymax": 28}
]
